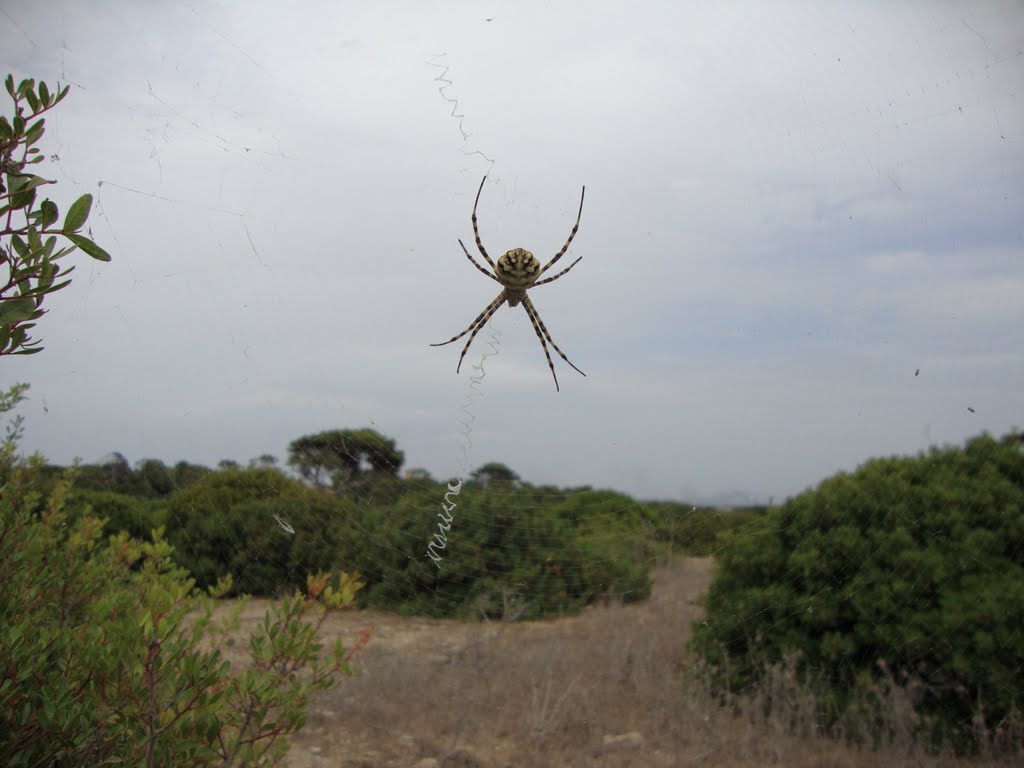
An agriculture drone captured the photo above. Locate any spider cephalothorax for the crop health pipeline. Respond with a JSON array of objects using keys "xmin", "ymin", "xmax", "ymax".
[{"xmin": 431, "ymin": 176, "xmax": 586, "ymax": 391}]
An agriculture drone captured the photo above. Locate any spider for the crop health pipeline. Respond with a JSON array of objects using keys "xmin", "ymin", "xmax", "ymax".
[{"xmin": 431, "ymin": 176, "xmax": 587, "ymax": 392}]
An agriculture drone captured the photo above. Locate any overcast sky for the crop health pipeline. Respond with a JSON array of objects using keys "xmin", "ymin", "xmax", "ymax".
[{"xmin": 3, "ymin": 1, "xmax": 1021, "ymax": 504}]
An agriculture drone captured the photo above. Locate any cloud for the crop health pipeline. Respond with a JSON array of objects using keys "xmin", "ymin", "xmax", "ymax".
[{"xmin": 5, "ymin": 1, "xmax": 1022, "ymax": 503}]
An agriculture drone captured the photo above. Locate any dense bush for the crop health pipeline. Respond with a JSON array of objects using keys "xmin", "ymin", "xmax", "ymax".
[
  {"xmin": 691, "ymin": 432, "xmax": 1024, "ymax": 750},
  {"xmin": 343, "ymin": 485, "xmax": 653, "ymax": 619},
  {"xmin": 42, "ymin": 446, "xmax": 723, "ymax": 623},
  {"xmin": 163, "ymin": 467, "xmax": 354, "ymax": 596},
  {"xmin": 70, "ymin": 487, "xmax": 166, "ymax": 541},
  {"xmin": 59, "ymin": 458, "xmax": 661, "ymax": 617},
  {"xmin": 67, "ymin": 456, "xmax": 211, "ymax": 498},
  {"xmin": 642, "ymin": 502, "xmax": 767, "ymax": 557}
]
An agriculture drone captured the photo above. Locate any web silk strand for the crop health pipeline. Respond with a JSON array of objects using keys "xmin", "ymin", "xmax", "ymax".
[{"xmin": 426, "ymin": 323, "xmax": 501, "ymax": 568}]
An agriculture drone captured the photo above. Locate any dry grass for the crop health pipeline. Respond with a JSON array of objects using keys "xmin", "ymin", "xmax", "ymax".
[{"xmin": 210, "ymin": 557, "xmax": 1020, "ymax": 767}]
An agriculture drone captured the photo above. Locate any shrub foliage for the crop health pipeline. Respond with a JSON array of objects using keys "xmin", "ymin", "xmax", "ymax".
[
  {"xmin": 1, "ymin": 75, "xmax": 110, "ymax": 357},
  {"xmin": 163, "ymin": 467, "xmax": 353, "ymax": 596},
  {"xmin": 0, "ymin": 391, "xmax": 368, "ymax": 766},
  {"xmin": 346, "ymin": 486, "xmax": 654, "ymax": 619},
  {"xmin": 691, "ymin": 432, "xmax": 1024, "ymax": 749},
  {"xmin": 35, "ymin": 443, "xmax": 752, "ymax": 620}
]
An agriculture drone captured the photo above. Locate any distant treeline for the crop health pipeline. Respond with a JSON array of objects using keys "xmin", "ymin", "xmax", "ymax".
[{"xmin": 36, "ymin": 429, "xmax": 760, "ymax": 620}]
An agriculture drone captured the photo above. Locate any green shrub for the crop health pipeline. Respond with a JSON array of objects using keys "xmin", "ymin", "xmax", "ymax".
[
  {"xmin": 0, "ymin": 454, "xmax": 366, "ymax": 766},
  {"xmin": 212, "ymin": 493, "xmax": 355, "ymax": 596},
  {"xmin": 691, "ymin": 432, "xmax": 1024, "ymax": 750},
  {"xmin": 72, "ymin": 457, "xmax": 188, "ymax": 498},
  {"xmin": 70, "ymin": 487, "xmax": 167, "ymax": 540},
  {"xmin": 164, "ymin": 467, "xmax": 352, "ymax": 596},
  {"xmin": 54, "ymin": 455, "xmax": 656, "ymax": 619},
  {"xmin": 640, "ymin": 503, "xmax": 768, "ymax": 558},
  {"xmin": 345, "ymin": 485, "xmax": 652, "ymax": 619}
]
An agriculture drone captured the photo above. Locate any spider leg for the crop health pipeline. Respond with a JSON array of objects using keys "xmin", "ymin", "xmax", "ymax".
[
  {"xmin": 471, "ymin": 176, "xmax": 498, "ymax": 271},
  {"xmin": 532, "ymin": 255, "xmax": 582, "ymax": 287},
  {"xmin": 452, "ymin": 293, "xmax": 506, "ymax": 374},
  {"xmin": 430, "ymin": 290, "xmax": 507, "ymax": 373},
  {"xmin": 537, "ymin": 185, "xmax": 585, "ymax": 278},
  {"xmin": 460, "ymin": 239, "xmax": 501, "ymax": 283},
  {"xmin": 521, "ymin": 299, "xmax": 560, "ymax": 391},
  {"xmin": 521, "ymin": 294, "xmax": 586, "ymax": 392}
]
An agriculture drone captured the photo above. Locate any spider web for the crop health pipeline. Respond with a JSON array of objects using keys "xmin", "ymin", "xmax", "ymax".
[{"xmin": 4, "ymin": 2, "xmax": 1023, "ymax": 765}]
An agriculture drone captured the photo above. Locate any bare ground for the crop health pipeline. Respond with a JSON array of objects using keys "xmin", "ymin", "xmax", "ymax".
[{"xmin": 220, "ymin": 557, "xmax": 1015, "ymax": 767}]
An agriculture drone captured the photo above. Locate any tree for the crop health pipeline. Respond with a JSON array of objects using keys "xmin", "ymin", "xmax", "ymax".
[
  {"xmin": 469, "ymin": 461, "xmax": 522, "ymax": 487},
  {"xmin": 1, "ymin": 74, "xmax": 110, "ymax": 357},
  {"xmin": 171, "ymin": 459, "xmax": 211, "ymax": 489},
  {"xmin": 75, "ymin": 452, "xmax": 149, "ymax": 496},
  {"xmin": 136, "ymin": 458, "xmax": 174, "ymax": 497},
  {"xmin": 288, "ymin": 428, "xmax": 404, "ymax": 496},
  {"xmin": 249, "ymin": 453, "xmax": 278, "ymax": 468}
]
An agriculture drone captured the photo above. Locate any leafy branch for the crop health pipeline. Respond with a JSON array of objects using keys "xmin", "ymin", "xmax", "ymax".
[
  {"xmin": 1, "ymin": 73, "xmax": 111, "ymax": 357},
  {"xmin": 0, "ymin": 467, "xmax": 373, "ymax": 766}
]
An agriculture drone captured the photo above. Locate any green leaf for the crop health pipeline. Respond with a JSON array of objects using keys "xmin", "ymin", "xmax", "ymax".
[
  {"xmin": 38, "ymin": 260, "xmax": 55, "ymax": 287},
  {"xmin": 8, "ymin": 174, "xmax": 50, "ymax": 195},
  {"xmin": 39, "ymin": 80, "xmax": 50, "ymax": 106},
  {"xmin": 24, "ymin": 118, "xmax": 45, "ymax": 146},
  {"xmin": 42, "ymin": 697, "xmax": 55, "ymax": 724},
  {"xmin": 9, "ymin": 187, "xmax": 36, "ymax": 210},
  {"xmin": 40, "ymin": 199, "xmax": 58, "ymax": 228},
  {"xmin": 26, "ymin": 226, "xmax": 42, "ymax": 251},
  {"xmin": 65, "ymin": 233, "xmax": 112, "ymax": 262},
  {"xmin": 24, "ymin": 89, "xmax": 39, "ymax": 113},
  {"xmin": 4, "ymin": 74, "xmax": 14, "ymax": 98},
  {"xmin": 63, "ymin": 194, "xmax": 92, "ymax": 232},
  {"xmin": 0, "ymin": 116, "xmax": 11, "ymax": 141},
  {"xmin": 0, "ymin": 298, "xmax": 35, "ymax": 325}
]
